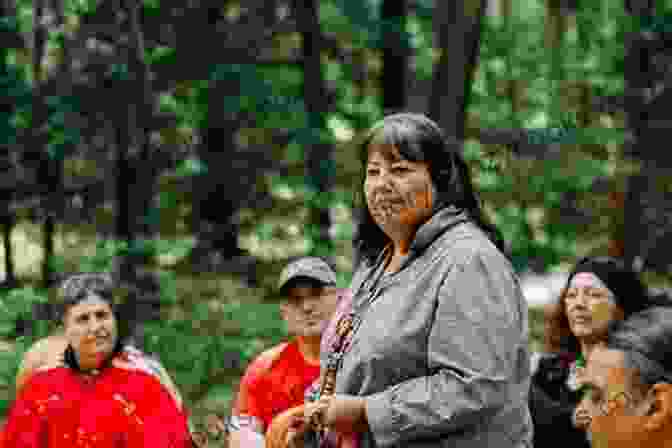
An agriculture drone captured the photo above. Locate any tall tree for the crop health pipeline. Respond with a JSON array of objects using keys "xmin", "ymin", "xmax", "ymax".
[
  {"xmin": 621, "ymin": 0, "xmax": 672, "ymax": 275},
  {"xmin": 546, "ymin": 0, "xmax": 569, "ymax": 126},
  {"xmin": 30, "ymin": 0, "xmax": 59, "ymax": 288},
  {"xmin": 293, "ymin": 0, "xmax": 334, "ymax": 258},
  {"xmin": 428, "ymin": 0, "xmax": 487, "ymax": 140},
  {"xmin": 381, "ymin": 0, "xmax": 408, "ymax": 114},
  {"xmin": 0, "ymin": 0, "xmax": 18, "ymax": 287}
]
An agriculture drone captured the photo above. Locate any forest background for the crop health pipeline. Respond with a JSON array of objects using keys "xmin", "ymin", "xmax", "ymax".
[{"xmin": 1, "ymin": 0, "xmax": 672, "ymax": 444}]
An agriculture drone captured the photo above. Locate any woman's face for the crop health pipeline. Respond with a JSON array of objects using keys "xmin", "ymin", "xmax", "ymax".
[
  {"xmin": 564, "ymin": 272, "xmax": 624, "ymax": 343},
  {"xmin": 63, "ymin": 295, "xmax": 118, "ymax": 370},
  {"xmin": 364, "ymin": 143, "xmax": 435, "ymax": 244}
]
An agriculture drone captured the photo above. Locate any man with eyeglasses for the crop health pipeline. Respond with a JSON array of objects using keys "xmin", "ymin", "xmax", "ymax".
[{"xmin": 578, "ymin": 306, "xmax": 672, "ymax": 447}]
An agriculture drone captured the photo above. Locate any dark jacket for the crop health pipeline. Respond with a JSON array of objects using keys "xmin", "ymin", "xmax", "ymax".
[
  {"xmin": 529, "ymin": 353, "xmax": 590, "ymax": 448},
  {"xmin": 314, "ymin": 207, "xmax": 533, "ymax": 447}
]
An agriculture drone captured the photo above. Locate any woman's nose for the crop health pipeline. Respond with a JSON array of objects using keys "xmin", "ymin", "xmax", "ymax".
[
  {"xmin": 569, "ymin": 291, "xmax": 589, "ymax": 307},
  {"xmin": 88, "ymin": 317, "xmax": 105, "ymax": 333}
]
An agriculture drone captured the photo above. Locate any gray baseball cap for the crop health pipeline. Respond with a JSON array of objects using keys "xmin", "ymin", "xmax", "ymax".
[{"xmin": 277, "ymin": 257, "xmax": 337, "ymax": 294}]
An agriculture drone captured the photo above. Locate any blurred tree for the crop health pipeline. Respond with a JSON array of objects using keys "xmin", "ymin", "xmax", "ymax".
[
  {"xmin": 293, "ymin": 0, "xmax": 335, "ymax": 259},
  {"xmin": 381, "ymin": 0, "xmax": 408, "ymax": 114},
  {"xmin": 428, "ymin": 0, "xmax": 487, "ymax": 140},
  {"xmin": 620, "ymin": 0, "xmax": 672, "ymax": 276}
]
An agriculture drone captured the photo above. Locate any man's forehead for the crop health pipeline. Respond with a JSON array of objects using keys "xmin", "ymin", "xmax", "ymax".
[
  {"xmin": 586, "ymin": 348, "xmax": 637, "ymax": 387},
  {"xmin": 69, "ymin": 295, "xmax": 110, "ymax": 312},
  {"xmin": 367, "ymin": 143, "xmax": 402, "ymax": 162},
  {"xmin": 286, "ymin": 284, "xmax": 330, "ymax": 297}
]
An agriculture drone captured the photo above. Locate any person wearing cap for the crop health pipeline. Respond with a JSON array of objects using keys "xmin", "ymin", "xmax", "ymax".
[
  {"xmin": 226, "ymin": 256, "xmax": 342, "ymax": 448},
  {"xmin": 0, "ymin": 272, "xmax": 193, "ymax": 448},
  {"xmin": 529, "ymin": 256, "xmax": 655, "ymax": 448}
]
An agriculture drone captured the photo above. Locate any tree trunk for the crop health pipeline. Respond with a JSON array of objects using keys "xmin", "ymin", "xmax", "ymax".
[
  {"xmin": 1, "ymin": 214, "xmax": 16, "ymax": 286},
  {"xmin": 0, "ymin": 2, "xmax": 17, "ymax": 287},
  {"xmin": 502, "ymin": 0, "xmax": 520, "ymax": 125},
  {"xmin": 114, "ymin": 119, "xmax": 134, "ymax": 278},
  {"xmin": 293, "ymin": 0, "xmax": 334, "ymax": 258},
  {"xmin": 381, "ymin": 0, "xmax": 408, "ymax": 114},
  {"xmin": 621, "ymin": 0, "xmax": 667, "ymax": 273},
  {"xmin": 428, "ymin": 0, "xmax": 487, "ymax": 140},
  {"xmin": 546, "ymin": 0, "xmax": 568, "ymax": 125},
  {"xmin": 113, "ymin": 0, "xmax": 157, "ymax": 294},
  {"xmin": 192, "ymin": 85, "xmax": 245, "ymax": 261},
  {"xmin": 31, "ymin": 0, "xmax": 56, "ymax": 288}
]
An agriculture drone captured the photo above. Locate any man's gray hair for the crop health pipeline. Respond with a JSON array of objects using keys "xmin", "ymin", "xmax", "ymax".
[{"xmin": 606, "ymin": 306, "xmax": 672, "ymax": 386}]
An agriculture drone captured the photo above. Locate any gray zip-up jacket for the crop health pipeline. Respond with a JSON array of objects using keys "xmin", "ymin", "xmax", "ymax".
[{"xmin": 321, "ymin": 206, "xmax": 533, "ymax": 447}]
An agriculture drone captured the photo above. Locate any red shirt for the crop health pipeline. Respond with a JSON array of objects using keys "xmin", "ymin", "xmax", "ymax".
[
  {"xmin": 0, "ymin": 367, "xmax": 191, "ymax": 448},
  {"xmin": 232, "ymin": 339, "xmax": 320, "ymax": 431}
]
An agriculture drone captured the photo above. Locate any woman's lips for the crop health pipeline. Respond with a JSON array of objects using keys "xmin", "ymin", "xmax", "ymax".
[{"xmin": 572, "ymin": 316, "xmax": 591, "ymax": 325}]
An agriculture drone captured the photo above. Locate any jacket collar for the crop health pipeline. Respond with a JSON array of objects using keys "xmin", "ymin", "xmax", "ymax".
[{"xmin": 407, "ymin": 205, "xmax": 471, "ymax": 255}]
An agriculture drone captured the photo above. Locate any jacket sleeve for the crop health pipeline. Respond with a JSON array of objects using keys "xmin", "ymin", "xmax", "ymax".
[{"xmin": 364, "ymin": 249, "xmax": 528, "ymax": 446}]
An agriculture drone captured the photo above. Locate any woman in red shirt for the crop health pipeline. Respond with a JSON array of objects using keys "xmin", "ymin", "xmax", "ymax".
[{"xmin": 1, "ymin": 273, "xmax": 192, "ymax": 448}]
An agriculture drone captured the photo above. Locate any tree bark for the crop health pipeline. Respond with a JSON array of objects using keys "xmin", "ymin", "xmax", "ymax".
[
  {"xmin": 30, "ymin": 0, "xmax": 57, "ymax": 288},
  {"xmin": 621, "ymin": 0, "xmax": 667, "ymax": 273},
  {"xmin": 546, "ymin": 0, "xmax": 568, "ymax": 125},
  {"xmin": 381, "ymin": 0, "xmax": 408, "ymax": 114},
  {"xmin": 192, "ymin": 81, "xmax": 245, "ymax": 261},
  {"xmin": 427, "ymin": 0, "xmax": 487, "ymax": 140},
  {"xmin": 0, "ymin": 2, "xmax": 17, "ymax": 287},
  {"xmin": 293, "ymin": 0, "xmax": 334, "ymax": 258},
  {"xmin": 1, "ymin": 213, "xmax": 16, "ymax": 286}
]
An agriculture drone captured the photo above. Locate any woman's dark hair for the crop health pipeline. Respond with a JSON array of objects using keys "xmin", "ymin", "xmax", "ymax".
[
  {"xmin": 606, "ymin": 306, "xmax": 672, "ymax": 387},
  {"xmin": 353, "ymin": 113, "xmax": 504, "ymax": 264},
  {"xmin": 547, "ymin": 256, "xmax": 652, "ymax": 355}
]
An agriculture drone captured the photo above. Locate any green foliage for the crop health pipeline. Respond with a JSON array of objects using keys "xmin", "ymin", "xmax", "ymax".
[
  {"xmin": 321, "ymin": 0, "xmax": 379, "ymax": 47},
  {"xmin": 0, "ymin": 288, "xmax": 52, "ymax": 413},
  {"xmin": 0, "ymin": 287, "xmax": 50, "ymax": 339},
  {"xmin": 44, "ymin": 95, "xmax": 81, "ymax": 161},
  {"xmin": 0, "ymin": 49, "xmax": 31, "ymax": 148}
]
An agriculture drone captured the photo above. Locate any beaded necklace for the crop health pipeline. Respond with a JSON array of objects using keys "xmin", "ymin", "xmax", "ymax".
[{"xmin": 311, "ymin": 247, "xmax": 392, "ymax": 442}]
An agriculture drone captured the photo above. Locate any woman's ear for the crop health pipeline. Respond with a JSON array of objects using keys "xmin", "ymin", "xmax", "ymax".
[
  {"xmin": 644, "ymin": 383, "xmax": 672, "ymax": 432},
  {"xmin": 279, "ymin": 303, "xmax": 289, "ymax": 321}
]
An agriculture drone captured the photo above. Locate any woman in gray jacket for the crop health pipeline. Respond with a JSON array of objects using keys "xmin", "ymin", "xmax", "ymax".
[{"xmin": 299, "ymin": 113, "xmax": 533, "ymax": 448}]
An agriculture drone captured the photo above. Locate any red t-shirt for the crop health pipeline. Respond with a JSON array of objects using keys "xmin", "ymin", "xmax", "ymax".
[
  {"xmin": 232, "ymin": 339, "xmax": 320, "ymax": 431},
  {"xmin": 1, "ymin": 367, "xmax": 191, "ymax": 448}
]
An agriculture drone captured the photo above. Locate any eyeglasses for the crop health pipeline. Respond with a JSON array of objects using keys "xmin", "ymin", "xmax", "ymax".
[{"xmin": 584, "ymin": 388, "xmax": 635, "ymax": 417}]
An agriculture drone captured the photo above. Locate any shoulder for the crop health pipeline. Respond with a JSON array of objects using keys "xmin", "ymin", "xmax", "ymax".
[
  {"xmin": 435, "ymin": 235, "xmax": 514, "ymax": 288},
  {"xmin": 107, "ymin": 367, "xmax": 170, "ymax": 396},
  {"xmin": 17, "ymin": 367, "xmax": 70, "ymax": 398},
  {"xmin": 242, "ymin": 341, "xmax": 291, "ymax": 381},
  {"xmin": 20, "ymin": 335, "xmax": 67, "ymax": 370}
]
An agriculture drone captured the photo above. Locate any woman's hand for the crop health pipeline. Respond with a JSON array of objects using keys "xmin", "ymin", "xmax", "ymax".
[
  {"xmin": 309, "ymin": 395, "xmax": 368, "ymax": 433},
  {"xmin": 572, "ymin": 402, "xmax": 592, "ymax": 430},
  {"xmin": 285, "ymin": 415, "xmax": 308, "ymax": 448}
]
